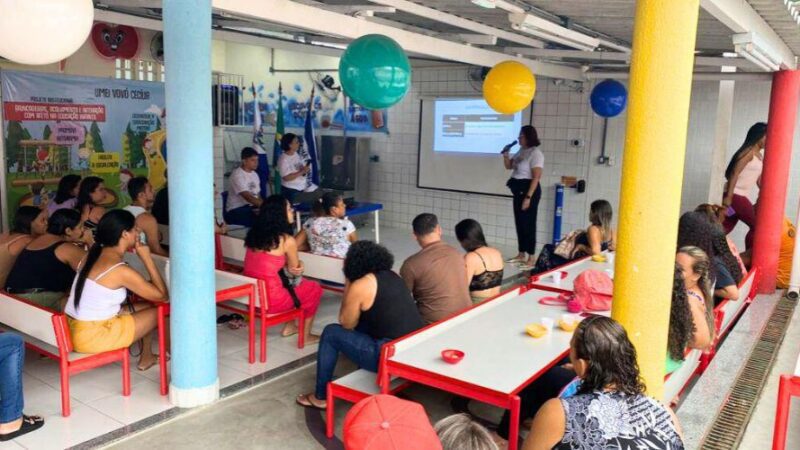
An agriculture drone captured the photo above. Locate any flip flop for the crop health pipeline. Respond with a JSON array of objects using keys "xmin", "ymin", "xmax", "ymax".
[
  {"xmin": 216, "ymin": 314, "xmax": 233, "ymax": 325},
  {"xmin": 296, "ymin": 393, "xmax": 326, "ymax": 411},
  {"xmin": 0, "ymin": 415, "xmax": 44, "ymax": 441},
  {"xmin": 138, "ymin": 354, "xmax": 168, "ymax": 371}
]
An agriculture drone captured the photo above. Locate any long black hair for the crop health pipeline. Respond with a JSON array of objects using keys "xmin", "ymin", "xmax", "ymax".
[
  {"xmin": 46, "ymin": 208, "xmax": 81, "ymax": 236},
  {"xmin": 677, "ymin": 211, "xmax": 715, "ymax": 262},
  {"xmin": 589, "ymin": 199, "xmax": 613, "ymax": 241},
  {"xmin": 455, "ymin": 219, "xmax": 488, "ymax": 252},
  {"xmin": 245, "ymin": 195, "xmax": 293, "ymax": 251},
  {"xmin": 725, "ymin": 122, "xmax": 767, "ymax": 180},
  {"xmin": 573, "ymin": 316, "xmax": 646, "ymax": 396},
  {"xmin": 73, "ymin": 210, "xmax": 135, "ymax": 310},
  {"xmin": 669, "ymin": 264, "xmax": 694, "ymax": 362},
  {"xmin": 54, "ymin": 174, "xmax": 81, "ymax": 205},
  {"xmin": 76, "ymin": 176, "xmax": 104, "ymax": 212},
  {"xmin": 318, "ymin": 192, "xmax": 343, "ymax": 216},
  {"xmin": 13, "ymin": 206, "xmax": 43, "ymax": 234}
]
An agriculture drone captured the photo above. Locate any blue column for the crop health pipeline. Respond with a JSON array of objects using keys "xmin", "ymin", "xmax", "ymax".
[{"xmin": 163, "ymin": 0, "xmax": 218, "ymax": 406}]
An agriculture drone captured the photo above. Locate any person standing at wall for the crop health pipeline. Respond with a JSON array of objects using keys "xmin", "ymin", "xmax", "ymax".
[
  {"xmin": 722, "ymin": 122, "xmax": 767, "ymax": 250},
  {"xmin": 502, "ymin": 125, "xmax": 544, "ymax": 269}
]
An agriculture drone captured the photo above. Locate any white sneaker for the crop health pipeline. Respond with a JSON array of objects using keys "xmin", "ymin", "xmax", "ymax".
[{"xmin": 506, "ymin": 256, "xmax": 525, "ymax": 263}]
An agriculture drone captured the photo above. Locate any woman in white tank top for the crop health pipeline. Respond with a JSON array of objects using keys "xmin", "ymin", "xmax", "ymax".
[
  {"xmin": 64, "ymin": 210, "xmax": 168, "ymax": 371},
  {"xmin": 722, "ymin": 122, "xmax": 767, "ymax": 250}
]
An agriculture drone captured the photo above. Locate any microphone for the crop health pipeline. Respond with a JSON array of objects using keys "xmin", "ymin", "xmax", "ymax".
[{"xmin": 501, "ymin": 140, "xmax": 517, "ymax": 154}]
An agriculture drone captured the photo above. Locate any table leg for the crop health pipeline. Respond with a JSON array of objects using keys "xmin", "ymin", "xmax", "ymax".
[
  {"xmin": 508, "ymin": 395, "xmax": 521, "ymax": 450},
  {"xmin": 158, "ymin": 305, "xmax": 168, "ymax": 395},
  {"xmin": 374, "ymin": 210, "xmax": 380, "ymax": 243}
]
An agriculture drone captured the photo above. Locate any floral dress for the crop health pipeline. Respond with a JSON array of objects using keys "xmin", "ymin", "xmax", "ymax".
[
  {"xmin": 555, "ymin": 391, "xmax": 684, "ymax": 450},
  {"xmin": 303, "ymin": 216, "xmax": 355, "ymax": 258}
]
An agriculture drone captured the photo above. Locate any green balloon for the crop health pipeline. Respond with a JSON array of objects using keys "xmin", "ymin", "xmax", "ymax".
[{"xmin": 339, "ymin": 34, "xmax": 411, "ymax": 110}]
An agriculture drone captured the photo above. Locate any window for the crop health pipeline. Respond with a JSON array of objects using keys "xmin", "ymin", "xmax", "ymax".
[{"xmin": 115, "ymin": 58, "xmax": 165, "ymax": 82}]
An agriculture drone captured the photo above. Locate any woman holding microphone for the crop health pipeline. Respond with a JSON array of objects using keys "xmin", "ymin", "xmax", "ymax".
[{"xmin": 503, "ymin": 125, "xmax": 544, "ymax": 269}]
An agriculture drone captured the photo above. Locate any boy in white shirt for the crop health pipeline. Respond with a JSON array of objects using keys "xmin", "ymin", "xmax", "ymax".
[
  {"xmin": 224, "ymin": 147, "xmax": 263, "ymax": 227},
  {"xmin": 278, "ymin": 133, "xmax": 321, "ymax": 204}
]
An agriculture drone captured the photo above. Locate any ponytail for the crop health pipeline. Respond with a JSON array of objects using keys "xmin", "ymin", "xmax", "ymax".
[{"xmin": 73, "ymin": 243, "xmax": 102, "ymax": 310}]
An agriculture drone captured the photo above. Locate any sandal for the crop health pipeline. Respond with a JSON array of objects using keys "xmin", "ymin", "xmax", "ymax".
[
  {"xmin": 227, "ymin": 318, "xmax": 245, "ymax": 330},
  {"xmin": 138, "ymin": 354, "xmax": 169, "ymax": 371},
  {"xmin": 296, "ymin": 393, "xmax": 326, "ymax": 411},
  {"xmin": 0, "ymin": 415, "xmax": 44, "ymax": 441}
]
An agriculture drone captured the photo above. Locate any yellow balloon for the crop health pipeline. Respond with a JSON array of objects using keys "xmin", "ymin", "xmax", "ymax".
[{"xmin": 483, "ymin": 61, "xmax": 537, "ymax": 114}]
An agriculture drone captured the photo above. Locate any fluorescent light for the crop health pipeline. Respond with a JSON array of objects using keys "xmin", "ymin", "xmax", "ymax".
[
  {"xmin": 508, "ymin": 13, "xmax": 599, "ymax": 51},
  {"xmin": 470, "ymin": 0, "xmax": 497, "ymax": 8},
  {"xmin": 733, "ymin": 32, "xmax": 781, "ymax": 71}
]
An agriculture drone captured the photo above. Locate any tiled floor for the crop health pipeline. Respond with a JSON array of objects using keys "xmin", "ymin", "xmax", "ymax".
[{"xmin": 8, "ymin": 226, "xmax": 523, "ymax": 449}]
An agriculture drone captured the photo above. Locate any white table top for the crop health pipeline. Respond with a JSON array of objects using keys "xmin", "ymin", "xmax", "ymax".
[
  {"xmin": 530, "ymin": 252, "xmax": 615, "ymax": 292},
  {"xmin": 389, "ymin": 288, "xmax": 598, "ymax": 395}
]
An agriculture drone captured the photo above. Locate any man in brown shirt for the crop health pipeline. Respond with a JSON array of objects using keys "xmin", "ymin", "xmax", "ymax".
[{"xmin": 400, "ymin": 213, "xmax": 471, "ymax": 324}]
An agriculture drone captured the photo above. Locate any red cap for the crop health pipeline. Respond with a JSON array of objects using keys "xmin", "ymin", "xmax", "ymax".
[{"xmin": 343, "ymin": 395, "xmax": 442, "ymax": 450}]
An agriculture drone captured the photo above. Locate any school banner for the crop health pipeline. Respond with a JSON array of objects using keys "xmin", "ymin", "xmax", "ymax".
[{"xmin": 1, "ymin": 70, "xmax": 166, "ymax": 223}]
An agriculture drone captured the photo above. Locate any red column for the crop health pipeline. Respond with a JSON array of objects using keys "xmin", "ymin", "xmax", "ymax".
[{"xmin": 752, "ymin": 70, "xmax": 800, "ymax": 293}]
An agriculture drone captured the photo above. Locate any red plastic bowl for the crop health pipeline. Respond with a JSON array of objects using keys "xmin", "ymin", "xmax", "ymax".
[{"xmin": 441, "ymin": 349, "xmax": 465, "ymax": 364}]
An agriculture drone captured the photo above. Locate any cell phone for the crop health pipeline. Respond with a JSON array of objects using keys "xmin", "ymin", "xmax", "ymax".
[{"xmin": 138, "ymin": 232, "xmax": 148, "ymax": 245}]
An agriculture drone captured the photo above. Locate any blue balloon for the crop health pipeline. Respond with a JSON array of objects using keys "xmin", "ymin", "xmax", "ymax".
[{"xmin": 590, "ymin": 79, "xmax": 627, "ymax": 118}]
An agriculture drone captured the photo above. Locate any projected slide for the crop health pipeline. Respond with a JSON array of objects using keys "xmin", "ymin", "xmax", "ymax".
[{"xmin": 433, "ymin": 98, "xmax": 522, "ymax": 154}]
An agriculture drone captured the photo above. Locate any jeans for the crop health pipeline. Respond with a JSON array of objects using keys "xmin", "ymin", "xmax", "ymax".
[
  {"xmin": 223, "ymin": 205, "xmax": 256, "ymax": 228},
  {"xmin": 314, "ymin": 324, "xmax": 388, "ymax": 400},
  {"xmin": 0, "ymin": 333, "xmax": 24, "ymax": 423}
]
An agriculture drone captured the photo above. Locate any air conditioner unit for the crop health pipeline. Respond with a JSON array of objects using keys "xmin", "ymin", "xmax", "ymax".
[
  {"xmin": 509, "ymin": 13, "xmax": 599, "ymax": 51},
  {"xmin": 733, "ymin": 32, "xmax": 781, "ymax": 72}
]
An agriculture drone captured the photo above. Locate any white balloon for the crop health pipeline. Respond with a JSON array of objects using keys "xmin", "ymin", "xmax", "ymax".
[{"xmin": 0, "ymin": 0, "xmax": 94, "ymax": 65}]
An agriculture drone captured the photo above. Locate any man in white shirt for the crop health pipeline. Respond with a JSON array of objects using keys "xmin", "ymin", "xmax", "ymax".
[
  {"xmin": 124, "ymin": 176, "xmax": 167, "ymax": 256},
  {"xmin": 278, "ymin": 133, "xmax": 321, "ymax": 204},
  {"xmin": 224, "ymin": 147, "xmax": 263, "ymax": 227}
]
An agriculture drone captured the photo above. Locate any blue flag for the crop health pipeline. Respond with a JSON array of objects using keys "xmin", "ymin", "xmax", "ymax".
[
  {"xmin": 272, "ymin": 83, "xmax": 284, "ymax": 195},
  {"xmin": 251, "ymin": 83, "xmax": 269, "ymax": 198},
  {"xmin": 303, "ymin": 90, "xmax": 320, "ymax": 185}
]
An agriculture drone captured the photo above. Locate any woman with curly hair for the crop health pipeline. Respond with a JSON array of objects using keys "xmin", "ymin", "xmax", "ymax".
[
  {"xmin": 695, "ymin": 204, "xmax": 746, "ymax": 275},
  {"xmin": 677, "ymin": 211, "xmax": 739, "ymax": 305},
  {"xmin": 522, "ymin": 317, "xmax": 685, "ymax": 450},
  {"xmin": 296, "ymin": 240, "xmax": 423, "ymax": 410},
  {"xmin": 243, "ymin": 195, "xmax": 322, "ymax": 343},
  {"xmin": 667, "ymin": 263, "xmax": 703, "ymax": 374},
  {"xmin": 676, "ymin": 246, "xmax": 715, "ymax": 350}
]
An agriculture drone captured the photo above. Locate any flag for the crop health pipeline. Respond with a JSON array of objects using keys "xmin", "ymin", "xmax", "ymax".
[
  {"xmin": 251, "ymin": 83, "xmax": 269, "ymax": 198},
  {"xmin": 272, "ymin": 82, "xmax": 284, "ymax": 195},
  {"xmin": 303, "ymin": 88, "xmax": 320, "ymax": 185}
]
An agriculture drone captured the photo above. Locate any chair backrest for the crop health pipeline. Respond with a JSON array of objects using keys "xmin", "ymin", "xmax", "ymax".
[
  {"xmin": 0, "ymin": 292, "xmax": 59, "ymax": 348},
  {"xmin": 300, "ymin": 252, "xmax": 346, "ymax": 285},
  {"xmin": 717, "ymin": 270, "xmax": 756, "ymax": 336}
]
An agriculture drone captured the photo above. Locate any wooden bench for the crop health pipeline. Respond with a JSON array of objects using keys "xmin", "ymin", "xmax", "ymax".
[
  {"xmin": 0, "ymin": 293, "xmax": 130, "ymax": 416},
  {"xmin": 325, "ymin": 286, "xmax": 524, "ymax": 438},
  {"xmin": 772, "ymin": 352, "xmax": 800, "ymax": 450}
]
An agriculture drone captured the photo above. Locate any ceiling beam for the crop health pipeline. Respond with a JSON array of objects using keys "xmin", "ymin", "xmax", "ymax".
[
  {"xmin": 505, "ymin": 48, "xmax": 761, "ymax": 69},
  {"xmin": 700, "ymin": 0, "xmax": 796, "ymax": 69},
  {"xmin": 440, "ymin": 33, "xmax": 498, "ymax": 45},
  {"xmin": 212, "ymin": 0, "xmax": 585, "ymax": 80},
  {"xmin": 365, "ymin": 0, "xmax": 545, "ymax": 48},
  {"xmin": 587, "ymin": 71, "xmax": 772, "ymax": 81}
]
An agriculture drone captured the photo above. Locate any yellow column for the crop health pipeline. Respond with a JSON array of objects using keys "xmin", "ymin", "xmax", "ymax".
[{"xmin": 612, "ymin": 0, "xmax": 700, "ymax": 399}]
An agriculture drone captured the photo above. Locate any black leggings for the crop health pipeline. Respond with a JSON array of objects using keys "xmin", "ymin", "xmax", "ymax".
[{"xmin": 508, "ymin": 179, "xmax": 542, "ymax": 255}]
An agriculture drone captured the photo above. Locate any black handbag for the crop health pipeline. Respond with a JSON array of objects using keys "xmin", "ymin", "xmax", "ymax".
[{"xmin": 278, "ymin": 269, "xmax": 302, "ymax": 309}]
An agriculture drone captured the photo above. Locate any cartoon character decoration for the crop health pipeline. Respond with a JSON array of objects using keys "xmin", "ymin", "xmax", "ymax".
[
  {"xmin": 90, "ymin": 23, "xmax": 139, "ymax": 59},
  {"xmin": 119, "ymin": 168, "xmax": 134, "ymax": 202},
  {"xmin": 143, "ymin": 132, "xmax": 167, "ymax": 191},
  {"xmin": 77, "ymin": 146, "xmax": 92, "ymax": 170}
]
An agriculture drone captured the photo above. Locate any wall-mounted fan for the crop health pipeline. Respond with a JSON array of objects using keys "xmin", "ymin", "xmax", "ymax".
[
  {"xmin": 150, "ymin": 32, "xmax": 164, "ymax": 64},
  {"xmin": 467, "ymin": 66, "xmax": 490, "ymax": 92}
]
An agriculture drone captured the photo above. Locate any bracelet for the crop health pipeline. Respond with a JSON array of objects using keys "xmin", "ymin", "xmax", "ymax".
[{"xmin": 524, "ymin": 195, "xmax": 532, "ymax": 199}]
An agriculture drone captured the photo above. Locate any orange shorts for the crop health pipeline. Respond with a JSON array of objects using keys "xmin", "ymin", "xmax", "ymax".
[{"xmin": 67, "ymin": 315, "xmax": 136, "ymax": 354}]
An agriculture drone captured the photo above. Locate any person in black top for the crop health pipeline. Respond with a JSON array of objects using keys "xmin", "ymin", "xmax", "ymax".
[
  {"xmin": 5, "ymin": 209, "xmax": 89, "ymax": 311},
  {"xmin": 296, "ymin": 241, "xmax": 423, "ymax": 410}
]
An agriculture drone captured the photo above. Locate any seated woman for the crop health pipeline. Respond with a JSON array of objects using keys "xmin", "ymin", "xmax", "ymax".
[
  {"xmin": 295, "ymin": 241, "xmax": 424, "ymax": 410},
  {"xmin": 533, "ymin": 199, "xmax": 616, "ymax": 274},
  {"xmin": 492, "ymin": 265, "xmax": 697, "ymax": 446},
  {"xmin": 0, "ymin": 207, "xmax": 48, "ymax": 288},
  {"xmin": 47, "ymin": 174, "xmax": 81, "ymax": 216},
  {"xmin": 295, "ymin": 192, "xmax": 357, "ymax": 258},
  {"xmin": 522, "ymin": 316, "xmax": 684, "ymax": 450},
  {"xmin": 678, "ymin": 211, "xmax": 740, "ymax": 305},
  {"xmin": 5, "ymin": 209, "xmax": 88, "ymax": 310},
  {"xmin": 244, "ymin": 195, "xmax": 322, "ymax": 343},
  {"xmin": 64, "ymin": 210, "xmax": 168, "ymax": 371},
  {"xmin": 676, "ymin": 246, "xmax": 714, "ymax": 351},
  {"xmin": 695, "ymin": 204, "xmax": 746, "ymax": 275},
  {"xmin": 76, "ymin": 176, "xmax": 107, "ymax": 234},
  {"xmin": 455, "ymin": 219, "xmax": 504, "ymax": 302}
]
